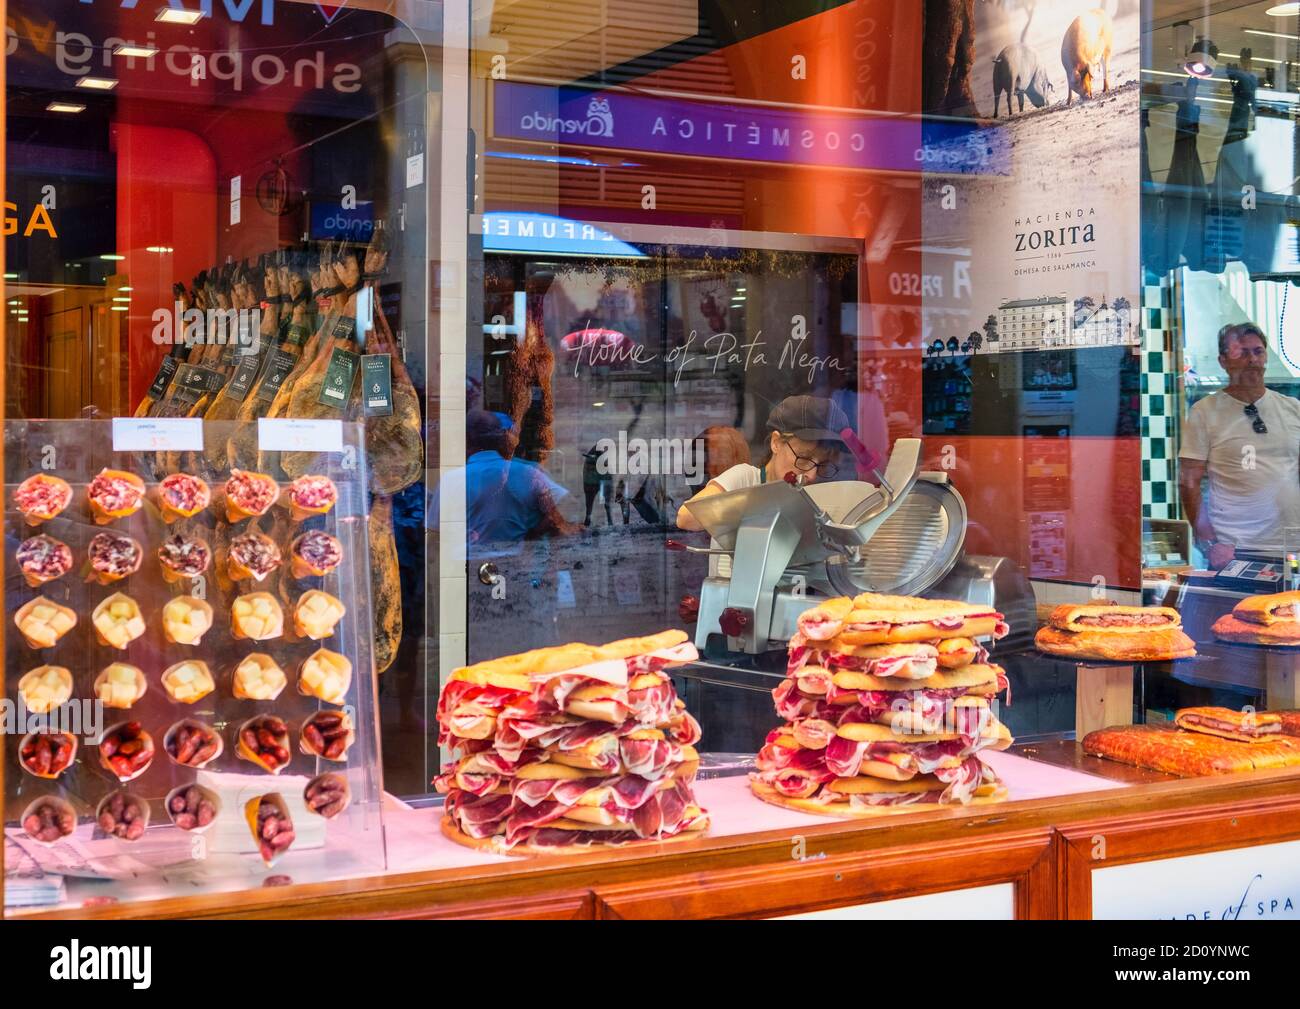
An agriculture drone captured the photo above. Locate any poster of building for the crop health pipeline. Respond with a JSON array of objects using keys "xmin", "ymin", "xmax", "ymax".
[{"xmin": 922, "ymin": 0, "xmax": 1140, "ymax": 355}]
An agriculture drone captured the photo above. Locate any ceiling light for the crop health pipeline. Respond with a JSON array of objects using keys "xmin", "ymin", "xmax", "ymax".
[
  {"xmin": 146, "ymin": 246, "xmax": 174, "ymax": 253},
  {"xmin": 118, "ymin": 286, "xmax": 133, "ymax": 291},
  {"xmin": 110, "ymin": 306, "xmax": 129, "ymax": 312},
  {"xmin": 1184, "ymin": 37, "xmax": 1219, "ymax": 78},
  {"xmin": 592, "ymin": 402, "xmax": 605, "ymax": 407},
  {"xmin": 1245, "ymin": 27, "xmax": 1299, "ymax": 40},
  {"xmin": 4, "ymin": 273, "xmax": 17, "ymax": 280},
  {"xmin": 112, "ymin": 296, "xmax": 131, "ymax": 302},
  {"xmin": 1266, "ymin": 2, "xmax": 1300, "ymax": 15},
  {"xmin": 112, "ymin": 43, "xmax": 159, "ymax": 58},
  {"xmin": 155, "ymin": 7, "xmax": 205, "ymax": 24},
  {"xmin": 75, "ymin": 77, "xmax": 119, "ymax": 91},
  {"xmin": 100, "ymin": 254, "xmax": 126, "ymax": 261},
  {"xmin": 46, "ymin": 102, "xmax": 86, "ymax": 114}
]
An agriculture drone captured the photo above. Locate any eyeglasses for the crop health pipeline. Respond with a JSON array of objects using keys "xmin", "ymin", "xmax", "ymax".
[
  {"xmin": 781, "ymin": 436, "xmax": 839, "ymax": 479},
  {"xmin": 1245, "ymin": 402, "xmax": 1268, "ymax": 434}
]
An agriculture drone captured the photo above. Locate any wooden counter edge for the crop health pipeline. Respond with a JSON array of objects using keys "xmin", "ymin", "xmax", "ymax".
[{"xmin": 13, "ymin": 766, "xmax": 1300, "ymax": 920}]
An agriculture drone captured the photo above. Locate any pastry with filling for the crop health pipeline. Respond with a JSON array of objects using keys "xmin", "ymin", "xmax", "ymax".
[
  {"xmin": 1231, "ymin": 590, "xmax": 1300, "ymax": 626},
  {"xmin": 1035, "ymin": 603, "xmax": 1196, "ymax": 661},
  {"xmin": 1084, "ymin": 723, "xmax": 1300, "ymax": 776},
  {"xmin": 1175, "ymin": 706, "xmax": 1282, "ymax": 743}
]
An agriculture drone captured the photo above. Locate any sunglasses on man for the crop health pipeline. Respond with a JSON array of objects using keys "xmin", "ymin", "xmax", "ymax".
[{"xmin": 1244, "ymin": 402, "xmax": 1268, "ymax": 434}]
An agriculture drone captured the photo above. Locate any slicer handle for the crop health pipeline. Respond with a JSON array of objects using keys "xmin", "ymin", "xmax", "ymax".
[
  {"xmin": 666, "ymin": 539, "xmax": 730, "ymax": 556},
  {"xmin": 839, "ymin": 427, "xmax": 882, "ymax": 481}
]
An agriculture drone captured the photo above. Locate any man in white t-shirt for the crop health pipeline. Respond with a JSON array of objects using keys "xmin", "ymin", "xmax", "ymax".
[
  {"xmin": 1178, "ymin": 322, "xmax": 1300, "ymax": 567},
  {"xmin": 677, "ymin": 395, "xmax": 849, "ymax": 577}
]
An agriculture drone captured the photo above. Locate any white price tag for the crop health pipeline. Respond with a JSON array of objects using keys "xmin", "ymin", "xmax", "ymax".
[
  {"xmin": 257, "ymin": 418, "xmax": 344, "ymax": 453},
  {"xmin": 111, "ymin": 417, "xmax": 203, "ymax": 452},
  {"xmin": 406, "ymin": 152, "xmax": 424, "ymax": 189},
  {"xmin": 230, "ymin": 175, "xmax": 242, "ymax": 201},
  {"xmin": 230, "ymin": 198, "xmax": 242, "ymax": 226}
]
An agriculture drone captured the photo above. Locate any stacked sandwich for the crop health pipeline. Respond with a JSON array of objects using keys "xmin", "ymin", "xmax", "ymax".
[
  {"xmin": 1035, "ymin": 603, "xmax": 1196, "ymax": 661},
  {"xmin": 751, "ymin": 592, "xmax": 1014, "ymax": 816},
  {"xmin": 1213, "ymin": 590, "xmax": 1300, "ymax": 647},
  {"xmin": 435, "ymin": 630, "xmax": 709, "ymax": 854}
]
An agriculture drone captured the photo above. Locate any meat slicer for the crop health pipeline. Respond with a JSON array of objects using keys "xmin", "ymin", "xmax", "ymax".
[{"xmin": 681, "ymin": 437, "xmax": 1035, "ymax": 655}]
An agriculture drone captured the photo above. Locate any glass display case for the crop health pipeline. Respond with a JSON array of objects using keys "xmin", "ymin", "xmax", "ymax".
[
  {"xmin": 7, "ymin": 0, "xmax": 1300, "ymax": 921},
  {"xmin": 5, "ymin": 419, "xmax": 385, "ymax": 903}
]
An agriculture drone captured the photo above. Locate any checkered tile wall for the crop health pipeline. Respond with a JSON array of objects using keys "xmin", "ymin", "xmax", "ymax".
[{"xmin": 1141, "ymin": 274, "xmax": 1179, "ymax": 520}]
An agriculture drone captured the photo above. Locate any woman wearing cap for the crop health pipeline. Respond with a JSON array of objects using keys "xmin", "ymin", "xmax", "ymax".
[{"xmin": 677, "ymin": 395, "xmax": 847, "ymax": 541}]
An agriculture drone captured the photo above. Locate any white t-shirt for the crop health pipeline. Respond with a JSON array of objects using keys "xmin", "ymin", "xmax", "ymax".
[
  {"xmin": 1179, "ymin": 388, "xmax": 1300, "ymax": 552},
  {"xmin": 707, "ymin": 463, "xmax": 765, "ymax": 578}
]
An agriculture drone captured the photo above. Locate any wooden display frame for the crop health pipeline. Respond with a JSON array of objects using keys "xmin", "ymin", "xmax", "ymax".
[{"xmin": 12, "ymin": 761, "xmax": 1300, "ymax": 920}]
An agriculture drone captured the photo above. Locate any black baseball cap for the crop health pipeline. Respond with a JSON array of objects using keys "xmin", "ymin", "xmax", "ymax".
[{"xmin": 766, "ymin": 395, "xmax": 850, "ymax": 444}]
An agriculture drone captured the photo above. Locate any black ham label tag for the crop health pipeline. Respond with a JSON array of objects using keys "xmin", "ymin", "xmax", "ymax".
[
  {"xmin": 317, "ymin": 347, "xmax": 360, "ymax": 407},
  {"xmin": 173, "ymin": 365, "xmax": 224, "ymax": 406},
  {"xmin": 147, "ymin": 355, "xmax": 180, "ymax": 400},
  {"xmin": 361, "ymin": 354, "xmax": 393, "ymax": 416},
  {"xmin": 332, "ymin": 316, "xmax": 356, "ymax": 341},
  {"xmin": 256, "ymin": 349, "xmax": 298, "ymax": 403},
  {"xmin": 224, "ymin": 346, "xmax": 265, "ymax": 402},
  {"xmin": 285, "ymin": 322, "xmax": 311, "ymax": 347}
]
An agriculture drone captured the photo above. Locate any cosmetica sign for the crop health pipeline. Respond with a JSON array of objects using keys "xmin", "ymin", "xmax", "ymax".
[{"xmin": 492, "ymin": 81, "xmax": 1009, "ymax": 176}]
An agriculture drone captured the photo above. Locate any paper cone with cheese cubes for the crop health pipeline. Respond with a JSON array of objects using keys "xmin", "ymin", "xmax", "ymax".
[
  {"xmin": 15, "ymin": 597, "xmax": 76, "ymax": 650},
  {"xmin": 435, "ymin": 630, "xmax": 709, "ymax": 855},
  {"xmin": 750, "ymin": 593, "xmax": 1015, "ymax": 817},
  {"xmin": 231, "ymin": 592, "xmax": 284, "ymax": 641}
]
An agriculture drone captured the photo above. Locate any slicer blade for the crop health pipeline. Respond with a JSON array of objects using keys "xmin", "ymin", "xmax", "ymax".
[{"xmin": 825, "ymin": 478, "xmax": 967, "ymax": 596}]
